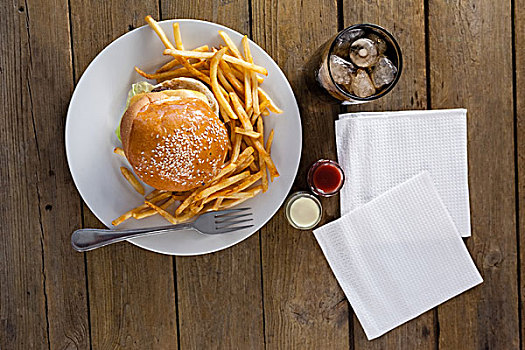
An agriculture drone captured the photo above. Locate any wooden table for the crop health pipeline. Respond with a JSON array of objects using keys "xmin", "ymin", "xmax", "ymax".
[{"xmin": 1, "ymin": 0, "xmax": 523, "ymax": 348}]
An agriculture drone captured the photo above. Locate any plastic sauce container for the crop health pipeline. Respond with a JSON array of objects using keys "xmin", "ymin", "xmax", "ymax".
[
  {"xmin": 307, "ymin": 160, "xmax": 345, "ymax": 197},
  {"xmin": 285, "ymin": 192, "xmax": 322, "ymax": 230}
]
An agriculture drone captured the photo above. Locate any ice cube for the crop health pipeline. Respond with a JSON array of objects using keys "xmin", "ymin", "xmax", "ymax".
[
  {"xmin": 367, "ymin": 33, "xmax": 388, "ymax": 54},
  {"xmin": 371, "ymin": 57, "xmax": 397, "ymax": 88},
  {"xmin": 332, "ymin": 28, "xmax": 365, "ymax": 58},
  {"xmin": 329, "ymin": 55, "xmax": 356, "ymax": 85},
  {"xmin": 351, "ymin": 69, "xmax": 376, "ymax": 97},
  {"xmin": 350, "ymin": 38, "xmax": 379, "ymax": 67}
]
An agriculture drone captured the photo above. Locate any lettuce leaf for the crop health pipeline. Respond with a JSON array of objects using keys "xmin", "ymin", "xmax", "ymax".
[{"xmin": 116, "ymin": 81, "xmax": 155, "ymax": 141}]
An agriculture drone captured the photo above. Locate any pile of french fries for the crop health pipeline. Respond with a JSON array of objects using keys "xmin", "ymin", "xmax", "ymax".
[{"xmin": 112, "ymin": 16, "xmax": 282, "ymax": 226}]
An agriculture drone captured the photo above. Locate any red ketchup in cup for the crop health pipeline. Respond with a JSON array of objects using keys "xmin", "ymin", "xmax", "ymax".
[{"xmin": 307, "ymin": 160, "xmax": 345, "ymax": 197}]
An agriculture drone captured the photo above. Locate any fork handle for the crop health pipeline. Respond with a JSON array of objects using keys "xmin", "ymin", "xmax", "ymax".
[{"xmin": 71, "ymin": 223, "xmax": 192, "ymax": 252}]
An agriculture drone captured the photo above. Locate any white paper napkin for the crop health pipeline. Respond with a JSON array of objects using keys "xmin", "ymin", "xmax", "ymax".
[
  {"xmin": 336, "ymin": 109, "xmax": 471, "ymax": 237},
  {"xmin": 313, "ymin": 172, "xmax": 482, "ymax": 340}
]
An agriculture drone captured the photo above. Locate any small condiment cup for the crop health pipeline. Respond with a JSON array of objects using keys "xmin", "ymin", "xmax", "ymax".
[
  {"xmin": 285, "ymin": 191, "xmax": 322, "ymax": 230},
  {"xmin": 307, "ymin": 159, "xmax": 345, "ymax": 197}
]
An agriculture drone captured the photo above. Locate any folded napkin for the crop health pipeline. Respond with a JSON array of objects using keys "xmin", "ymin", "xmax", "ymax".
[
  {"xmin": 313, "ymin": 172, "xmax": 482, "ymax": 340},
  {"xmin": 336, "ymin": 109, "xmax": 471, "ymax": 237}
]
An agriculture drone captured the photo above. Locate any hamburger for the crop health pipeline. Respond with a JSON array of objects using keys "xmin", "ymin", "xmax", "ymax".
[{"xmin": 118, "ymin": 77, "xmax": 230, "ymax": 192}]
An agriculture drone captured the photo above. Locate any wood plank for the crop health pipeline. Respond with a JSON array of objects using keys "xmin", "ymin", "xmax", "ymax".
[
  {"xmin": 252, "ymin": 1, "xmax": 350, "ymax": 348},
  {"xmin": 428, "ymin": 1, "xmax": 519, "ymax": 349},
  {"xmin": 0, "ymin": 2, "xmax": 51, "ymax": 348},
  {"xmin": 1, "ymin": 0, "xmax": 91, "ymax": 348},
  {"xmin": 160, "ymin": 2, "xmax": 265, "ymax": 348},
  {"xmin": 516, "ymin": 0, "xmax": 525, "ymax": 344},
  {"xmin": 68, "ymin": 2, "xmax": 179, "ymax": 348},
  {"xmin": 342, "ymin": 0, "xmax": 435, "ymax": 347}
]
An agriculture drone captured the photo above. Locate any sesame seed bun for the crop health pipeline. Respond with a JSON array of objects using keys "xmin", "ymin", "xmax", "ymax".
[{"xmin": 120, "ymin": 88, "xmax": 230, "ymax": 192}]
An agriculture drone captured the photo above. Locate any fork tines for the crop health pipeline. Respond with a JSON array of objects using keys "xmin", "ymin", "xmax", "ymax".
[{"xmin": 214, "ymin": 208, "xmax": 253, "ymax": 232}]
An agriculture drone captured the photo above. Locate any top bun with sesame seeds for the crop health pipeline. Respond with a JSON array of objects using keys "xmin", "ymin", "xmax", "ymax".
[{"xmin": 120, "ymin": 78, "xmax": 230, "ymax": 192}]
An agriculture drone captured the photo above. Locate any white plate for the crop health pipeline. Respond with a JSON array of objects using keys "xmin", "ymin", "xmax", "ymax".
[{"xmin": 65, "ymin": 19, "xmax": 302, "ymax": 256}]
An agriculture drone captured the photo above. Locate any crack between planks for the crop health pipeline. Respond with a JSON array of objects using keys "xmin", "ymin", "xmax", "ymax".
[
  {"xmin": 248, "ymin": 0, "xmax": 253, "ymax": 37},
  {"xmin": 510, "ymin": 0, "xmax": 523, "ymax": 348},
  {"xmin": 335, "ymin": 0, "xmax": 352, "ymax": 348},
  {"xmin": 424, "ymin": 0, "xmax": 432, "ymax": 110},
  {"xmin": 248, "ymin": 3, "xmax": 266, "ymax": 347},
  {"xmin": 424, "ymin": 0, "xmax": 439, "ymax": 348},
  {"xmin": 172, "ymin": 258, "xmax": 182, "ymax": 350},
  {"xmin": 24, "ymin": 1, "xmax": 50, "ymax": 348},
  {"xmin": 258, "ymin": 232, "xmax": 267, "ymax": 349},
  {"xmin": 65, "ymin": 0, "xmax": 93, "ymax": 347}
]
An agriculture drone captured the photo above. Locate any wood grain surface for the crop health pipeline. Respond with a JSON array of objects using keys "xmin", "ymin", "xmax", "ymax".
[
  {"xmin": 160, "ymin": 2, "xmax": 265, "ymax": 348},
  {"xmin": 1, "ymin": 0, "xmax": 90, "ymax": 348},
  {"xmin": 0, "ymin": 0, "xmax": 522, "ymax": 348},
  {"xmin": 252, "ymin": 0, "xmax": 350, "ymax": 348},
  {"xmin": 428, "ymin": 0, "xmax": 519, "ymax": 349},
  {"xmin": 516, "ymin": 0, "xmax": 524, "ymax": 344},
  {"xmin": 343, "ymin": 0, "xmax": 435, "ymax": 348}
]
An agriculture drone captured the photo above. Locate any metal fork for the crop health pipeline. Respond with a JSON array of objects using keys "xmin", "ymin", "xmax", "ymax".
[{"xmin": 71, "ymin": 208, "xmax": 253, "ymax": 252}]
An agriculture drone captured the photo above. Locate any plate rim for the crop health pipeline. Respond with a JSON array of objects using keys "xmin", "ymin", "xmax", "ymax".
[{"xmin": 65, "ymin": 18, "xmax": 302, "ymax": 256}]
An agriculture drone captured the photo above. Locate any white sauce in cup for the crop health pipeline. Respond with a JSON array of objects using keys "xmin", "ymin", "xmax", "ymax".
[{"xmin": 285, "ymin": 192, "xmax": 322, "ymax": 230}]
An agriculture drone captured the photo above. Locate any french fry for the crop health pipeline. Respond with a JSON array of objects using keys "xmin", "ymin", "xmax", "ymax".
[
  {"xmin": 131, "ymin": 191, "xmax": 173, "ymax": 219},
  {"xmin": 145, "ymin": 15, "xmax": 175, "ymax": 50},
  {"xmin": 145, "ymin": 17, "xmax": 213, "ymax": 85},
  {"xmin": 235, "ymin": 155, "xmax": 255, "ymax": 173},
  {"xmin": 194, "ymin": 170, "xmax": 250, "ymax": 201},
  {"xmin": 134, "ymin": 195, "xmax": 177, "ymax": 219},
  {"xmin": 136, "ymin": 61, "xmax": 207, "ymax": 80},
  {"xmin": 145, "ymin": 201, "xmax": 178, "ymax": 224},
  {"xmin": 174, "ymin": 210, "xmax": 198, "ymax": 223},
  {"xmin": 120, "ymin": 167, "xmax": 145, "ymax": 195},
  {"xmin": 231, "ymin": 132, "xmax": 242, "ymax": 162},
  {"xmin": 230, "ymin": 66, "xmax": 264, "ymax": 84},
  {"xmin": 220, "ymin": 195, "xmax": 257, "ymax": 209},
  {"xmin": 164, "ymin": 49, "xmax": 268, "ymax": 75},
  {"xmin": 145, "ymin": 16, "xmax": 210, "ymax": 85},
  {"xmin": 252, "ymin": 100, "xmax": 271, "ymax": 123},
  {"xmin": 229, "ymin": 92, "xmax": 252, "ymax": 130},
  {"xmin": 172, "ymin": 23, "xmax": 184, "ymax": 50},
  {"xmin": 218, "ymin": 105, "xmax": 230, "ymax": 123},
  {"xmin": 252, "ymin": 139, "xmax": 279, "ymax": 179},
  {"xmin": 249, "ymin": 161, "xmax": 259, "ymax": 173},
  {"xmin": 219, "ymin": 60, "xmax": 244, "ymax": 94},
  {"xmin": 242, "ymin": 36, "xmax": 260, "ymax": 117},
  {"xmin": 219, "ymin": 31, "xmax": 243, "ymax": 59},
  {"xmin": 210, "ymin": 48, "xmax": 238, "ymax": 120},
  {"xmin": 227, "ymin": 172, "xmax": 263, "ymax": 194},
  {"xmin": 222, "ymin": 185, "xmax": 263, "ymax": 199},
  {"xmin": 235, "ymin": 127, "xmax": 261, "ymax": 138},
  {"xmin": 217, "ymin": 68, "xmax": 235, "ymax": 94},
  {"xmin": 175, "ymin": 189, "xmax": 200, "ymax": 216},
  {"xmin": 113, "ymin": 147, "xmax": 125, "ymax": 157},
  {"xmin": 242, "ymin": 36, "xmax": 252, "ymax": 63},
  {"xmin": 258, "ymin": 87, "xmax": 283, "ymax": 114},
  {"xmin": 212, "ymin": 198, "xmax": 223, "ymax": 210},
  {"xmin": 156, "ymin": 45, "xmax": 210, "ymax": 73},
  {"xmin": 146, "ymin": 190, "xmax": 171, "ymax": 202},
  {"xmin": 112, "ymin": 209, "xmax": 134, "ymax": 226},
  {"xmin": 212, "ymin": 146, "xmax": 254, "ymax": 182},
  {"xmin": 265, "ymin": 129, "xmax": 274, "ymax": 153},
  {"xmin": 145, "ymin": 189, "xmax": 162, "ymax": 200},
  {"xmin": 203, "ymin": 172, "xmax": 262, "ymax": 205},
  {"xmin": 124, "ymin": 192, "xmax": 170, "ymax": 219},
  {"xmin": 257, "ymin": 117, "xmax": 268, "ymax": 192},
  {"xmin": 244, "ymin": 70, "xmax": 252, "ymax": 113}
]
